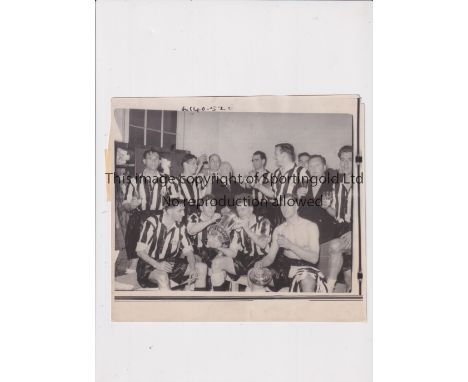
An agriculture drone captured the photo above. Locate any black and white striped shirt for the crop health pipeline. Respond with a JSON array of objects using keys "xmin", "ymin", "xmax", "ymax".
[
  {"xmin": 124, "ymin": 171, "xmax": 169, "ymax": 212},
  {"xmin": 331, "ymin": 179, "xmax": 353, "ymax": 224},
  {"xmin": 271, "ymin": 164, "xmax": 309, "ymax": 201},
  {"xmin": 136, "ymin": 214, "xmax": 193, "ymax": 260},
  {"xmin": 229, "ymin": 215, "xmax": 272, "ymax": 258},
  {"xmin": 252, "ymin": 170, "xmax": 272, "ymax": 202},
  {"xmin": 186, "ymin": 211, "xmax": 213, "ymax": 251},
  {"xmin": 168, "ymin": 175, "xmax": 208, "ymax": 205}
]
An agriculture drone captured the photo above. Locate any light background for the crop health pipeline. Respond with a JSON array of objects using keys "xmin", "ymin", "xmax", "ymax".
[
  {"xmin": 179, "ymin": 112, "xmax": 352, "ymax": 173},
  {"xmin": 97, "ymin": 1, "xmax": 371, "ymax": 382},
  {"xmin": 3, "ymin": 1, "xmax": 468, "ymax": 382},
  {"xmin": 115, "ymin": 109, "xmax": 352, "ymax": 173}
]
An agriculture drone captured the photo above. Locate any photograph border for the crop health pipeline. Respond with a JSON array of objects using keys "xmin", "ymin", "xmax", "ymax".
[{"xmin": 108, "ymin": 95, "xmax": 366, "ymax": 321}]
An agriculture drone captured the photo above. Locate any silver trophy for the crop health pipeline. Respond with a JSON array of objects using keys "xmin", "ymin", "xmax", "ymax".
[
  {"xmin": 207, "ymin": 211, "xmax": 238, "ymax": 247},
  {"xmin": 247, "ymin": 267, "xmax": 273, "ymax": 291}
]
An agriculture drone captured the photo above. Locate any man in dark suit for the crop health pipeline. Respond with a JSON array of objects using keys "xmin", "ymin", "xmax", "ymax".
[{"xmin": 211, "ymin": 161, "xmax": 244, "ymax": 214}]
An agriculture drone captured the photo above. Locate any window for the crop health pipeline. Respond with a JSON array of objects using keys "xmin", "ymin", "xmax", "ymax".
[{"xmin": 128, "ymin": 109, "xmax": 177, "ymax": 149}]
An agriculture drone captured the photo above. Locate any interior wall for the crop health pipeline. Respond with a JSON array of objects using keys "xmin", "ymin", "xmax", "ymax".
[
  {"xmin": 113, "ymin": 108, "xmax": 127, "ymax": 142},
  {"xmin": 177, "ymin": 111, "xmax": 352, "ymax": 174}
]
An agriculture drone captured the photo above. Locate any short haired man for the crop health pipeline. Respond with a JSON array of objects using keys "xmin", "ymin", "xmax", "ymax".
[
  {"xmin": 208, "ymin": 194, "xmax": 272, "ymax": 291},
  {"xmin": 135, "ymin": 197, "xmax": 208, "ymax": 291},
  {"xmin": 253, "ymin": 143, "xmax": 309, "ymax": 225},
  {"xmin": 298, "ymin": 154, "xmax": 337, "ymax": 244},
  {"xmin": 211, "ymin": 161, "xmax": 244, "ymax": 214},
  {"xmin": 123, "ymin": 148, "xmax": 171, "ymax": 271},
  {"xmin": 208, "ymin": 153, "xmax": 222, "ymax": 176},
  {"xmin": 168, "ymin": 153, "xmax": 212, "ymax": 215},
  {"xmin": 256, "ymin": 194, "xmax": 320, "ymax": 292},
  {"xmin": 187, "ymin": 194, "xmax": 221, "ymax": 267},
  {"xmin": 244, "ymin": 150, "xmax": 273, "ymax": 218},
  {"xmin": 321, "ymin": 145, "xmax": 353, "ymax": 292},
  {"xmin": 298, "ymin": 152, "xmax": 311, "ymax": 170}
]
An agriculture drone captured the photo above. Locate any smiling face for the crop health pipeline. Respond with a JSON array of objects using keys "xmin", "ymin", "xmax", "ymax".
[
  {"xmin": 219, "ymin": 162, "xmax": 233, "ymax": 177},
  {"xmin": 201, "ymin": 202, "xmax": 216, "ymax": 219},
  {"xmin": 143, "ymin": 152, "xmax": 160, "ymax": 171},
  {"xmin": 209, "ymin": 154, "xmax": 221, "ymax": 172},
  {"xmin": 236, "ymin": 200, "xmax": 253, "ymax": 220},
  {"xmin": 251, "ymin": 154, "xmax": 265, "ymax": 171},
  {"xmin": 184, "ymin": 158, "xmax": 198, "ymax": 176},
  {"xmin": 339, "ymin": 151, "xmax": 353, "ymax": 176},
  {"xmin": 298, "ymin": 154, "xmax": 310, "ymax": 169},
  {"xmin": 280, "ymin": 196, "xmax": 298, "ymax": 220},
  {"xmin": 308, "ymin": 157, "xmax": 326, "ymax": 177}
]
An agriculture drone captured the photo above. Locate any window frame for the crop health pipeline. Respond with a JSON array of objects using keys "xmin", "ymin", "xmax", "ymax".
[{"xmin": 127, "ymin": 109, "xmax": 177, "ymax": 148}]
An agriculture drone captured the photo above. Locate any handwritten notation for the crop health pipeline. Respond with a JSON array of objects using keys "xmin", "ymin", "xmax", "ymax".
[{"xmin": 181, "ymin": 106, "xmax": 232, "ymax": 112}]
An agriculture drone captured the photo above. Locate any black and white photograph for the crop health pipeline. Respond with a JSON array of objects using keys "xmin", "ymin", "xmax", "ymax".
[
  {"xmin": 110, "ymin": 96, "xmax": 364, "ymax": 305},
  {"xmin": 14, "ymin": 0, "xmax": 468, "ymax": 381}
]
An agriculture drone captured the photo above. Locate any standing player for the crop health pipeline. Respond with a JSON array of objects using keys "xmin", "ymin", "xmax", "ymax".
[
  {"xmin": 186, "ymin": 194, "xmax": 221, "ymax": 267},
  {"xmin": 256, "ymin": 194, "xmax": 320, "ymax": 292},
  {"xmin": 209, "ymin": 194, "xmax": 272, "ymax": 291},
  {"xmin": 123, "ymin": 148, "xmax": 170, "ymax": 271},
  {"xmin": 298, "ymin": 154, "xmax": 337, "ymax": 244},
  {"xmin": 135, "ymin": 197, "xmax": 208, "ymax": 291},
  {"xmin": 253, "ymin": 143, "xmax": 309, "ymax": 225},
  {"xmin": 321, "ymin": 145, "xmax": 354, "ymax": 292},
  {"xmin": 168, "ymin": 153, "xmax": 211, "ymax": 215},
  {"xmin": 244, "ymin": 150, "xmax": 273, "ymax": 219}
]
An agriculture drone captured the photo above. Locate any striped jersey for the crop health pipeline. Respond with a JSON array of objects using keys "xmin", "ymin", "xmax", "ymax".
[
  {"xmin": 331, "ymin": 179, "xmax": 353, "ymax": 223},
  {"xmin": 271, "ymin": 164, "xmax": 309, "ymax": 201},
  {"xmin": 186, "ymin": 211, "xmax": 213, "ymax": 251},
  {"xmin": 135, "ymin": 214, "xmax": 193, "ymax": 260},
  {"xmin": 252, "ymin": 170, "xmax": 272, "ymax": 202},
  {"xmin": 229, "ymin": 215, "xmax": 272, "ymax": 258},
  {"xmin": 124, "ymin": 172, "xmax": 169, "ymax": 212},
  {"xmin": 168, "ymin": 175, "xmax": 208, "ymax": 205}
]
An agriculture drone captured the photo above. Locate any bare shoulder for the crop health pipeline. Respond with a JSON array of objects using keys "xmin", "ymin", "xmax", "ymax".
[{"xmin": 273, "ymin": 222, "xmax": 287, "ymax": 235}]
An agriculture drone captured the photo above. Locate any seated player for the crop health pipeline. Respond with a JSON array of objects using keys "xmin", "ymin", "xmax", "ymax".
[
  {"xmin": 321, "ymin": 145, "xmax": 354, "ymax": 292},
  {"xmin": 256, "ymin": 194, "xmax": 320, "ymax": 292},
  {"xmin": 123, "ymin": 148, "xmax": 170, "ymax": 272},
  {"xmin": 208, "ymin": 193, "xmax": 272, "ymax": 291},
  {"xmin": 135, "ymin": 197, "xmax": 208, "ymax": 291},
  {"xmin": 298, "ymin": 154, "xmax": 337, "ymax": 244},
  {"xmin": 186, "ymin": 194, "xmax": 221, "ymax": 267}
]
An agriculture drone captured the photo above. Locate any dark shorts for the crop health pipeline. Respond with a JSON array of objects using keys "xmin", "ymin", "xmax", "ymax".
[
  {"xmin": 342, "ymin": 252, "xmax": 352, "ymax": 272},
  {"xmin": 270, "ymin": 250, "xmax": 317, "ymax": 291},
  {"xmin": 333, "ymin": 222, "xmax": 352, "ymax": 240},
  {"xmin": 136, "ymin": 257, "xmax": 189, "ymax": 288},
  {"xmin": 125, "ymin": 210, "xmax": 161, "ymax": 260},
  {"xmin": 228, "ymin": 254, "xmax": 262, "ymax": 281}
]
